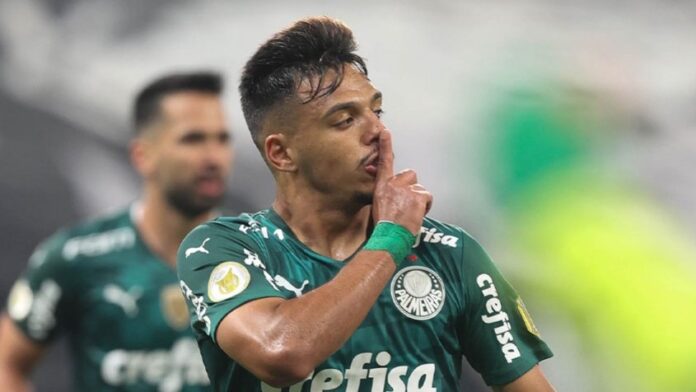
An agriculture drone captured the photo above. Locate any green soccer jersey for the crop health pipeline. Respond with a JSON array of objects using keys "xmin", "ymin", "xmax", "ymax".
[
  {"xmin": 6, "ymin": 207, "xmax": 210, "ymax": 392},
  {"xmin": 177, "ymin": 210, "xmax": 552, "ymax": 391}
]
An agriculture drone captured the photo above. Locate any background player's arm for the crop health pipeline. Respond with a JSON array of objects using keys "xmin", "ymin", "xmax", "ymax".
[
  {"xmin": 216, "ymin": 131, "xmax": 432, "ymax": 387},
  {"xmin": 493, "ymin": 365, "xmax": 555, "ymax": 392},
  {"xmin": 0, "ymin": 315, "xmax": 45, "ymax": 392}
]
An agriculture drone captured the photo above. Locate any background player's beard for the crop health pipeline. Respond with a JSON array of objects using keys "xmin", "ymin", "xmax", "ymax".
[{"xmin": 165, "ymin": 183, "xmax": 224, "ymax": 218}]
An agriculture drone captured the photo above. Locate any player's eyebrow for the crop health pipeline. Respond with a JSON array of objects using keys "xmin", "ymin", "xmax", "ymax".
[
  {"xmin": 321, "ymin": 91, "xmax": 382, "ymax": 120},
  {"xmin": 179, "ymin": 129, "xmax": 231, "ymax": 143}
]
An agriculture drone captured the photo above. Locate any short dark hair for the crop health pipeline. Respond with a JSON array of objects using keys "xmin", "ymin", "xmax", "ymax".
[
  {"xmin": 133, "ymin": 71, "xmax": 223, "ymax": 134},
  {"xmin": 239, "ymin": 16, "xmax": 367, "ymax": 148}
]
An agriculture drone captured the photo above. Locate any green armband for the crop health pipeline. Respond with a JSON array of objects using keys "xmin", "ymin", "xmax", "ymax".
[{"xmin": 363, "ymin": 221, "xmax": 416, "ymax": 265}]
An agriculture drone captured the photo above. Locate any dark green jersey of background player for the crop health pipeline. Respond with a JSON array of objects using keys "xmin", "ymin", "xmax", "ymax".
[
  {"xmin": 6, "ymin": 207, "xmax": 210, "ymax": 391},
  {"xmin": 177, "ymin": 209, "xmax": 552, "ymax": 392}
]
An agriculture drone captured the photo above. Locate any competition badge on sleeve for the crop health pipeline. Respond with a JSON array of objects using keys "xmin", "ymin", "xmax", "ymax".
[
  {"xmin": 207, "ymin": 262, "xmax": 251, "ymax": 302},
  {"xmin": 8, "ymin": 279, "xmax": 33, "ymax": 321},
  {"xmin": 516, "ymin": 298, "xmax": 541, "ymax": 337},
  {"xmin": 161, "ymin": 284, "xmax": 191, "ymax": 330}
]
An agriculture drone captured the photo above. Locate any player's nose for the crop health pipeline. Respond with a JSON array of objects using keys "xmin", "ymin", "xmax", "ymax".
[{"xmin": 361, "ymin": 112, "xmax": 385, "ymax": 145}]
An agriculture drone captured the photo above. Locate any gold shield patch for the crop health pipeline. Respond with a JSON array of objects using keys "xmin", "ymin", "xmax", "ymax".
[
  {"xmin": 161, "ymin": 284, "xmax": 190, "ymax": 330},
  {"xmin": 516, "ymin": 298, "xmax": 541, "ymax": 337},
  {"xmin": 207, "ymin": 262, "xmax": 250, "ymax": 302}
]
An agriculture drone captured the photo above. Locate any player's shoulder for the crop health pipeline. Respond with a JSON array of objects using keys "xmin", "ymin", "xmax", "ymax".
[
  {"xmin": 60, "ymin": 208, "xmax": 132, "ymax": 237},
  {"xmin": 419, "ymin": 217, "xmax": 500, "ymax": 276},
  {"xmin": 180, "ymin": 210, "xmax": 275, "ymax": 254},
  {"xmin": 415, "ymin": 216, "xmax": 493, "ymax": 269},
  {"xmin": 57, "ymin": 208, "xmax": 135, "ymax": 261},
  {"xmin": 31, "ymin": 208, "xmax": 135, "ymax": 267},
  {"xmin": 415, "ymin": 216, "xmax": 479, "ymax": 251},
  {"xmin": 212, "ymin": 210, "xmax": 275, "ymax": 229},
  {"xmin": 185, "ymin": 210, "xmax": 272, "ymax": 238}
]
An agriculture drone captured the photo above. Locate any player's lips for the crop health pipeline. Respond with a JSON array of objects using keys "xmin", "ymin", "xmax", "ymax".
[
  {"xmin": 196, "ymin": 175, "xmax": 225, "ymax": 196},
  {"xmin": 361, "ymin": 151, "xmax": 379, "ymax": 177}
]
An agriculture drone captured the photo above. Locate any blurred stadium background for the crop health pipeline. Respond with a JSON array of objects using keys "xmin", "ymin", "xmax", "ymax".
[{"xmin": 1, "ymin": 1, "xmax": 696, "ymax": 391}]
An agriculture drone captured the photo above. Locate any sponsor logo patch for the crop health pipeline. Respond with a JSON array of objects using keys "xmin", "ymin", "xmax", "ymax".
[
  {"xmin": 412, "ymin": 227, "xmax": 459, "ymax": 248},
  {"xmin": 207, "ymin": 262, "xmax": 250, "ymax": 302},
  {"xmin": 184, "ymin": 238, "xmax": 210, "ymax": 258},
  {"xmin": 391, "ymin": 266, "xmax": 445, "ymax": 320},
  {"xmin": 476, "ymin": 273, "xmax": 521, "ymax": 363},
  {"xmin": 101, "ymin": 337, "xmax": 209, "ymax": 389},
  {"xmin": 103, "ymin": 284, "xmax": 142, "ymax": 317},
  {"xmin": 8, "ymin": 280, "xmax": 33, "ymax": 321},
  {"xmin": 180, "ymin": 280, "xmax": 211, "ymax": 335},
  {"xmin": 27, "ymin": 280, "xmax": 61, "ymax": 339},
  {"xmin": 261, "ymin": 351, "xmax": 436, "ymax": 392},
  {"xmin": 62, "ymin": 227, "xmax": 135, "ymax": 260}
]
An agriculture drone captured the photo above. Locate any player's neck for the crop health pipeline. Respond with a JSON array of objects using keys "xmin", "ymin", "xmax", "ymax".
[
  {"xmin": 136, "ymin": 191, "xmax": 215, "ymax": 266},
  {"xmin": 273, "ymin": 190, "xmax": 372, "ymax": 261}
]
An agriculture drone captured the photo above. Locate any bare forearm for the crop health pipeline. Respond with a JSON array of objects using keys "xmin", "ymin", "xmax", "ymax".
[
  {"xmin": 219, "ymin": 249, "xmax": 398, "ymax": 385},
  {"xmin": 493, "ymin": 365, "xmax": 555, "ymax": 392},
  {"xmin": 267, "ymin": 250, "xmax": 395, "ymax": 364},
  {"xmin": 0, "ymin": 316, "xmax": 42, "ymax": 392},
  {"xmin": 0, "ymin": 367, "xmax": 32, "ymax": 392}
]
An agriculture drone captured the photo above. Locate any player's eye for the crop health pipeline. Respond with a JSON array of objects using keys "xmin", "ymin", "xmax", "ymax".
[
  {"xmin": 180, "ymin": 131, "xmax": 206, "ymax": 144},
  {"xmin": 333, "ymin": 117, "xmax": 354, "ymax": 129},
  {"xmin": 217, "ymin": 132, "xmax": 231, "ymax": 144},
  {"xmin": 373, "ymin": 109, "xmax": 385, "ymax": 119}
]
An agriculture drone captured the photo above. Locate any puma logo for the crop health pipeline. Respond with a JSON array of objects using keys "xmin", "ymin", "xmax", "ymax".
[
  {"xmin": 103, "ymin": 284, "xmax": 143, "ymax": 317},
  {"xmin": 185, "ymin": 238, "xmax": 210, "ymax": 258},
  {"xmin": 273, "ymin": 275, "xmax": 309, "ymax": 298}
]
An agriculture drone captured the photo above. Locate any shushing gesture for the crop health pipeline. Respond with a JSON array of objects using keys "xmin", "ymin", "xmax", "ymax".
[{"xmin": 371, "ymin": 130, "xmax": 433, "ymax": 236}]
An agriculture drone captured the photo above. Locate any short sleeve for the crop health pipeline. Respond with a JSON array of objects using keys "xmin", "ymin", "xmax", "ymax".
[
  {"xmin": 458, "ymin": 234, "xmax": 553, "ymax": 386},
  {"xmin": 176, "ymin": 221, "xmax": 289, "ymax": 344},
  {"xmin": 6, "ymin": 232, "xmax": 77, "ymax": 344}
]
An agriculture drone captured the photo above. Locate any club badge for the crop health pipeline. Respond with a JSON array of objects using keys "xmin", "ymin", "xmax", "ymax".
[{"xmin": 391, "ymin": 266, "xmax": 445, "ymax": 320}]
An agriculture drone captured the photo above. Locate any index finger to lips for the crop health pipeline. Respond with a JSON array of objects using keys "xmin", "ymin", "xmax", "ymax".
[{"xmin": 376, "ymin": 130, "xmax": 394, "ymax": 182}]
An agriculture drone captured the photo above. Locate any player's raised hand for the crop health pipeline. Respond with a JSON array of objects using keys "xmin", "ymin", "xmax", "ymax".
[{"xmin": 372, "ymin": 130, "xmax": 432, "ymax": 235}]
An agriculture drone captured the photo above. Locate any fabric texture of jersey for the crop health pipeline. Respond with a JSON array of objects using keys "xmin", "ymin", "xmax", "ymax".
[
  {"xmin": 6, "ymin": 207, "xmax": 210, "ymax": 392},
  {"xmin": 177, "ymin": 209, "xmax": 552, "ymax": 391}
]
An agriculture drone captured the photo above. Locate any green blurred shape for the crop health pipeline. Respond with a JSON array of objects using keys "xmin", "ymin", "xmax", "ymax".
[
  {"xmin": 511, "ymin": 171, "xmax": 696, "ymax": 392},
  {"xmin": 482, "ymin": 81, "xmax": 696, "ymax": 391}
]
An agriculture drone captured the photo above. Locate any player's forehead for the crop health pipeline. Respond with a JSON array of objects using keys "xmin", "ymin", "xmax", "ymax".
[
  {"xmin": 160, "ymin": 91, "xmax": 223, "ymax": 120},
  {"xmin": 157, "ymin": 91, "xmax": 225, "ymax": 133},
  {"xmin": 296, "ymin": 65, "xmax": 380, "ymax": 115}
]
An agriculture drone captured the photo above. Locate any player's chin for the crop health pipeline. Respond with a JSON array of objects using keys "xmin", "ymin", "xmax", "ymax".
[
  {"xmin": 186, "ymin": 190, "xmax": 224, "ymax": 212},
  {"xmin": 354, "ymin": 188, "xmax": 374, "ymax": 206},
  {"xmin": 196, "ymin": 192, "xmax": 225, "ymax": 208}
]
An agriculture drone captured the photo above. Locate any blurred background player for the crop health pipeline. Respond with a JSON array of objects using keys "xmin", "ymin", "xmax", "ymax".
[{"xmin": 0, "ymin": 71, "xmax": 234, "ymax": 391}]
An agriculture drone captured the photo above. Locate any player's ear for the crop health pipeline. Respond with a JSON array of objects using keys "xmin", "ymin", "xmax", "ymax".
[
  {"xmin": 265, "ymin": 133, "xmax": 297, "ymax": 173},
  {"xmin": 130, "ymin": 137, "xmax": 155, "ymax": 177}
]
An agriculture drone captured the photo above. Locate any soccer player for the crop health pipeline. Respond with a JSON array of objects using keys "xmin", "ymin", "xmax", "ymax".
[
  {"xmin": 0, "ymin": 71, "xmax": 234, "ymax": 391},
  {"xmin": 177, "ymin": 17, "xmax": 555, "ymax": 391}
]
